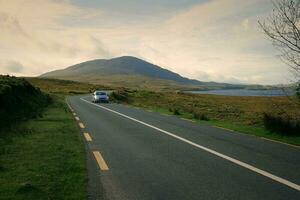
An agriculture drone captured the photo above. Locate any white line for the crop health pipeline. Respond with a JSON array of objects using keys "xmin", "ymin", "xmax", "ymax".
[{"xmin": 80, "ymin": 97, "xmax": 300, "ymax": 191}]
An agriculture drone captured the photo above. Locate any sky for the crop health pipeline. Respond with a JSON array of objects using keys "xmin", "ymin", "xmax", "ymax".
[{"xmin": 0, "ymin": 0, "xmax": 295, "ymax": 85}]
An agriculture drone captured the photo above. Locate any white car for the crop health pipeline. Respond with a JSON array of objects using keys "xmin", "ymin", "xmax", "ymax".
[{"xmin": 93, "ymin": 91, "xmax": 109, "ymax": 103}]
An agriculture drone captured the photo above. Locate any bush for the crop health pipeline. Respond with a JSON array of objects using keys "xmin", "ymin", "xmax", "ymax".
[
  {"xmin": 168, "ymin": 107, "xmax": 181, "ymax": 115},
  {"xmin": 193, "ymin": 112, "xmax": 209, "ymax": 121},
  {"xmin": 0, "ymin": 75, "xmax": 51, "ymax": 131},
  {"xmin": 296, "ymin": 83, "xmax": 300, "ymax": 100},
  {"xmin": 263, "ymin": 112, "xmax": 300, "ymax": 136},
  {"xmin": 109, "ymin": 90, "xmax": 131, "ymax": 103}
]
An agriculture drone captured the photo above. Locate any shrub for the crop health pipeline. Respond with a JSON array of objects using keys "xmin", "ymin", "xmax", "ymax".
[
  {"xmin": 0, "ymin": 75, "xmax": 51, "ymax": 131},
  {"xmin": 296, "ymin": 83, "xmax": 300, "ymax": 100},
  {"xmin": 193, "ymin": 112, "xmax": 209, "ymax": 121},
  {"xmin": 110, "ymin": 90, "xmax": 131, "ymax": 103},
  {"xmin": 173, "ymin": 108, "xmax": 181, "ymax": 115},
  {"xmin": 263, "ymin": 112, "xmax": 300, "ymax": 136},
  {"xmin": 168, "ymin": 107, "xmax": 181, "ymax": 115}
]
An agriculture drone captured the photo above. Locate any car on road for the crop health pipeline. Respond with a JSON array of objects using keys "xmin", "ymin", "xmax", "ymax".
[{"xmin": 93, "ymin": 91, "xmax": 109, "ymax": 103}]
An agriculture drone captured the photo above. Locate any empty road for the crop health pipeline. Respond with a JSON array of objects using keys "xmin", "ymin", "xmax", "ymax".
[{"xmin": 68, "ymin": 95, "xmax": 300, "ymax": 200}]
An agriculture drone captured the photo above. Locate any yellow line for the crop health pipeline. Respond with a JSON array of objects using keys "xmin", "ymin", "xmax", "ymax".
[
  {"xmin": 75, "ymin": 116, "xmax": 80, "ymax": 121},
  {"xmin": 79, "ymin": 122, "xmax": 85, "ymax": 129},
  {"xmin": 93, "ymin": 151, "xmax": 109, "ymax": 171},
  {"xmin": 84, "ymin": 133, "xmax": 92, "ymax": 141},
  {"xmin": 73, "ymin": 112, "xmax": 76, "ymax": 116}
]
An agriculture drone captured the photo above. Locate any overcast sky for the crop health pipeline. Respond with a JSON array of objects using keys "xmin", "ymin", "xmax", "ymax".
[{"xmin": 0, "ymin": 0, "xmax": 295, "ymax": 84}]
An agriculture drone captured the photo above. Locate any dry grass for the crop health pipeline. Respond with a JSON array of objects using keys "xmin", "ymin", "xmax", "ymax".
[{"xmin": 126, "ymin": 91, "xmax": 299, "ymax": 126}]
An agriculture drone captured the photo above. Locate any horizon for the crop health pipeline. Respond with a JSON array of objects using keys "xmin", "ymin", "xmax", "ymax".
[{"xmin": 0, "ymin": 0, "xmax": 296, "ymax": 85}]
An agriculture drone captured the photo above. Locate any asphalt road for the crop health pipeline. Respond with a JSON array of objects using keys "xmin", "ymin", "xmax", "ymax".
[{"xmin": 68, "ymin": 95, "xmax": 300, "ymax": 200}]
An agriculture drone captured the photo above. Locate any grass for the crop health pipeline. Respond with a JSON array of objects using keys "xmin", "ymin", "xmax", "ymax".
[
  {"xmin": 0, "ymin": 95, "xmax": 86, "ymax": 199},
  {"xmin": 110, "ymin": 89, "xmax": 300, "ymax": 146},
  {"xmin": 26, "ymin": 77, "xmax": 113, "ymax": 95}
]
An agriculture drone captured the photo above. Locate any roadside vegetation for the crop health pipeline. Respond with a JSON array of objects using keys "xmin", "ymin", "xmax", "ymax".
[
  {"xmin": 0, "ymin": 76, "xmax": 86, "ymax": 199},
  {"xmin": 26, "ymin": 77, "xmax": 112, "ymax": 95},
  {"xmin": 110, "ymin": 89, "xmax": 300, "ymax": 146},
  {"xmin": 0, "ymin": 75, "xmax": 50, "ymax": 129}
]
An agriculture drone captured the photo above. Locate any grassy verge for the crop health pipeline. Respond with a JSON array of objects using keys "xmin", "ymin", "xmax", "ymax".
[
  {"xmin": 26, "ymin": 77, "xmax": 113, "ymax": 95},
  {"xmin": 111, "ymin": 89, "xmax": 300, "ymax": 146},
  {"xmin": 0, "ymin": 95, "xmax": 86, "ymax": 199}
]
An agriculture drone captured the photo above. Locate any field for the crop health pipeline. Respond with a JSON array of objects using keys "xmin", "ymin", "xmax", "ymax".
[
  {"xmin": 26, "ymin": 77, "xmax": 112, "ymax": 95},
  {"xmin": 0, "ymin": 95, "xmax": 86, "ymax": 199},
  {"xmin": 0, "ymin": 76, "xmax": 87, "ymax": 199},
  {"xmin": 111, "ymin": 89, "xmax": 300, "ymax": 146}
]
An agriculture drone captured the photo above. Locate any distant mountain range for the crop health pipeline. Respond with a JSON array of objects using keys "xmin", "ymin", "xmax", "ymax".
[{"xmin": 40, "ymin": 56, "xmax": 263, "ymax": 90}]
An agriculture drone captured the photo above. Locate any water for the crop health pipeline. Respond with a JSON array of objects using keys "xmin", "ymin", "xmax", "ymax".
[{"xmin": 186, "ymin": 89, "xmax": 295, "ymax": 97}]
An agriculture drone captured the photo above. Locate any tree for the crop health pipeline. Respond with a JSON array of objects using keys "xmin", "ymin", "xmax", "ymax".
[{"xmin": 259, "ymin": 0, "xmax": 300, "ymax": 80}]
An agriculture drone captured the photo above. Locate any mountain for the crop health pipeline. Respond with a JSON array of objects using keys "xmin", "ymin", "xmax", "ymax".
[{"xmin": 40, "ymin": 56, "xmax": 239, "ymax": 90}]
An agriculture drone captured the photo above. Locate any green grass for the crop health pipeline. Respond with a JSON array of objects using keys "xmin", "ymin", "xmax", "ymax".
[
  {"xmin": 0, "ymin": 95, "xmax": 86, "ymax": 199},
  {"xmin": 110, "ymin": 89, "xmax": 300, "ymax": 146}
]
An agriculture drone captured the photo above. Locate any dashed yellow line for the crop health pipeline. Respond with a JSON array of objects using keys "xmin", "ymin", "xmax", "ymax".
[
  {"xmin": 79, "ymin": 122, "xmax": 85, "ymax": 129},
  {"xmin": 75, "ymin": 116, "xmax": 80, "ymax": 121},
  {"xmin": 84, "ymin": 133, "xmax": 92, "ymax": 142},
  {"xmin": 93, "ymin": 151, "xmax": 109, "ymax": 171}
]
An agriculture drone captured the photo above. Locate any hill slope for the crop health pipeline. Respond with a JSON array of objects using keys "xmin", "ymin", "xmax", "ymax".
[{"xmin": 40, "ymin": 56, "xmax": 231, "ymax": 89}]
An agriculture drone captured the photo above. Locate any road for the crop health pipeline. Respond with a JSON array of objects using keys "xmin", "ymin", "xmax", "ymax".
[{"xmin": 68, "ymin": 95, "xmax": 300, "ymax": 200}]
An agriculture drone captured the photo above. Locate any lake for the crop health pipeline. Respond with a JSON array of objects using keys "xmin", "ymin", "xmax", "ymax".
[{"xmin": 186, "ymin": 89, "xmax": 295, "ymax": 96}]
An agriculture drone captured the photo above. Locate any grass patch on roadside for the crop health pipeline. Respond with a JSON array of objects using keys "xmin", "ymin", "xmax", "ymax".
[
  {"xmin": 26, "ymin": 77, "xmax": 113, "ymax": 95},
  {"xmin": 110, "ymin": 89, "xmax": 300, "ymax": 146},
  {"xmin": 0, "ymin": 95, "xmax": 86, "ymax": 199}
]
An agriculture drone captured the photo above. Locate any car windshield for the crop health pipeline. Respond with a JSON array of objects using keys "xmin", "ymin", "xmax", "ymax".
[{"xmin": 96, "ymin": 92, "xmax": 106, "ymax": 95}]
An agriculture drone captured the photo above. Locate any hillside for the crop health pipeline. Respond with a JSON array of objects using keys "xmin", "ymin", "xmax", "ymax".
[{"xmin": 40, "ymin": 56, "xmax": 236, "ymax": 90}]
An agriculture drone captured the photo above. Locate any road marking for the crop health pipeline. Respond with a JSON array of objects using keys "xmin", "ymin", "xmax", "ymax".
[
  {"xmin": 75, "ymin": 116, "xmax": 80, "ymax": 121},
  {"xmin": 79, "ymin": 122, "xmax": 85, "ymax": 129},
  {"xmin": 181, "ymin": 118, "xmax": 195, "ymax": 122},
  {"xmin": 81, "ymin": 97, "xmax": 300, "ymax": 191},
  {"xmin": 73, "ymin": 112, "xmax": 76, "ymax": 116},
  {"xmin": 66, "ymin": 100, "xmax": 74, "ymax": 112},
  {"xmin": 93, "ymin": 151, "xmax": 109, "ymax": 171},
  {"xmin": 84, "ymin": 133, "xmax": 92, "ymax": 141},
  {"xmin": 213, "ymin": 125, "xmax": 235, "ymax": 133},
  {"xmin": 260, "ymin": 137, "xmax": 299, "ymax": 149},
  {"xmin": 213, "ymin": 126, "xmax": 300, "ymax": 149}
]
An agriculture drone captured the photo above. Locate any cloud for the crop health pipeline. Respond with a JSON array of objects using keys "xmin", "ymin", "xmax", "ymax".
[
  {"xmin": 0, "ymin": 0, "xmax": 293, "ymax": 84},
  {"xmin": 0, "ymin": 60, "xmax": 24, "ymax": 75}
]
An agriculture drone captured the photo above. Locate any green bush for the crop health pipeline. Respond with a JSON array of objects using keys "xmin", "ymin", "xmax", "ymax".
[
  {"xmin": 168, "ymin": 108, "xmax": 181, "ymax": 115},
  {"xmin": 109, "ymin": 90, "xmax": 131, "ymax": 103},
  {"xmin": 193, "ymin": 112, "xmax": 209, "ymax": 121},
  {"xmin": 0, "ymin": 75, "xmax": 51, "ymax": 130},
  {"xmin": 263, "ymin": 112, "xmax": 300, "ymax": 136}
]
